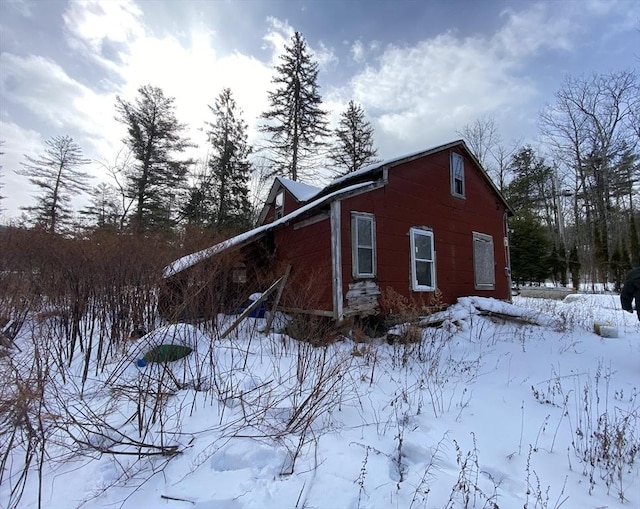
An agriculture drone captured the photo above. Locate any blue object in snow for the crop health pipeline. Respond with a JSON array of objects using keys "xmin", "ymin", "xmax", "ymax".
[
  {"xmin": 136, "ymin": 358, "xmax": 147, "ymax": 367},
  {"xmin": 249, "ymin": 302, "xmax": 266, "ymax": 318}
]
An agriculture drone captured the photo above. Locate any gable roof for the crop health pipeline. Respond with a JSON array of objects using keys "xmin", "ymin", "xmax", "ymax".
[
  {"xmin": 256, "ymin": 176, "xmax": 322, "ymax": 225},
  {"xmin": 319, "ymin": 139, "xmax": 513, "ymax": 214}
]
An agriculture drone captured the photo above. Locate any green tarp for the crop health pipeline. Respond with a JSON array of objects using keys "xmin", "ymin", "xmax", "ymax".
[{"xmin": 142, "ymin": 344, "xmax": 193, "ymax": 363}]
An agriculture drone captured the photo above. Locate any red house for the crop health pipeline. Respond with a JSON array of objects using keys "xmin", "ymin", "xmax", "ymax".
[{"xmin": 163, "ymin": 140, "xmax": 513, "ymax": 321}]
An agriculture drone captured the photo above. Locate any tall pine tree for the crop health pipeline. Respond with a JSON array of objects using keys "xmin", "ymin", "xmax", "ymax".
[
  {"xmin": 16, "ymin": 135, "xmax": 90, "ymax": 233},
  {"xmin": 329, "ymin": 100, "xmax": 379, "ymax": 175},
  {"xmin": 81, "ymin": 182, "xmax": 123, "ymax": 230},
  {"xmin": 116, "ymin": 84, "xmax": 192, "ymax": 231},
  {"xmin": 259, "ymin": 31, "xmax": 329, "ymax": 181},
  {"xmin": 203, "ymin": 88, "xmax": 253, "ymax": 231}
]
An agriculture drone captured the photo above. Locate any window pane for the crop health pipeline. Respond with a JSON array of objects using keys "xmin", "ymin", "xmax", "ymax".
[
  {"xmin": 358, "ymin": 247, "xmax": 373, "ymax": 274},
  {"xmin": 415, "ymin": 233, "xmax": 432, "ymax": 260},
  {"xmin": 357, "ymin": 218, "xmax": 372, "ymax": 247},
  {"xmin": 416, "ymin": 260, "xmax": 432, "ymax": 287},
  {"xmin": 451, "ymin": 153, "xmax": 464, "ymax": 196}
]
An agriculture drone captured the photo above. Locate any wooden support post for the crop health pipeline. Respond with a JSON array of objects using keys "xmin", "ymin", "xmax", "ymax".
[
  {"xmin": 263, "ymin": 265, "xmax": 291, "ymax": 334},
  {"xmin": 220, "ymin": 266, "xmax": 291, "ymax": 339}
]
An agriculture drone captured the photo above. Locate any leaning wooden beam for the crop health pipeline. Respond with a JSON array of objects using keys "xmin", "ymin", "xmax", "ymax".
[
  {"xmin": 220, "ymin": 270, "xmax": 288, "ymax": 339},
  {"xmin": 277, "ymin": 307, "xmax": 334, "ymax": 317},
  {"xmin": 263, "ymin": 264, "xmax": 291, "ymax": 334}
]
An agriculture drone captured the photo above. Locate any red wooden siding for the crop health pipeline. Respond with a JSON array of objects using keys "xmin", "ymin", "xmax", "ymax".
[
  {"xmin": 272, "ymin": 214, "xmax": 334, "ymax": 311},
  {"xmin": 340, "ymin": 149, "xmax": 509, "ymax": 308}
]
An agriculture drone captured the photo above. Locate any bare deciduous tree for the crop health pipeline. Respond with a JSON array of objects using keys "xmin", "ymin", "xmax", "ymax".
[
  {"xmin": 540, "ymin": 70, "xmax": 640, "ymax": 285},
  {"xmin": 456, "ymin": 115, "xmax": 500, "ymax": 170}
]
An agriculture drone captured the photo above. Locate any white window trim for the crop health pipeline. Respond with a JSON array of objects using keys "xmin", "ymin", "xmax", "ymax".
[
  {"xmin": 450, "ymin": 152, "xmax": 465, "ymax": 198},
  {"xmin": 351, "ymin": 212, "xmax": 376, "ymax": 279},
  {"xmin": 410, "ymin": 227, "xmax": 436, "ymax": 292},
  {"xmin": 473, "ymin": 231, "xmax": 495, "ymax": 290},
  {"xmin": 274, "ymin": 191, "xmax": 284, "ymax": 219}
]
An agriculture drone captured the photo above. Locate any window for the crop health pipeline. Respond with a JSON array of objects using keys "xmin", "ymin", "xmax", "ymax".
[
  {"xmin": 232, "ymin": 262, "xmax": 247, "ymax": 284},
  {"xmin": 352, "ymin": 213, "xmax": 376, "ymax": 278},
  {"xmin": 473, "ymin": 232, "xmax": 495, "ymax": 289},
  {"xmin": 410, "ymin": 228, "xmax": 436, "ymax": 291},
  {"xmin": 274, "ymin": 191, "xmax": 284, "ymax": 219},
  {"xmin": 450, "ymin": 152, "xmax": 465, "ymax": 198}
]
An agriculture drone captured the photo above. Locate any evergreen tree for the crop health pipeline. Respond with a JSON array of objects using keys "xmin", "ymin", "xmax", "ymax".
[
  {"xmin": 610, "ymin": 241, "xmax": 631, "ymax": 292},
  {"xmin": 16, "ymin": 135, "xmax": 90, "ymax": 233},
  {"xmin": 259, "ymin": 31, "xmax": 329, "ymax": 181},
  {"xmin": 81, "ymin": 182, "xmax": 123, "ymax": 230},
  {"xmin": 503, "ymin": 146, "xmax": 554, "ymax": 227},
  {"xmin": 329, "ymin": 100, "xmax": 379, "ymax": 175},
  {"xmin": 509, "ymin": 213, "xmax": 552, "ymax": 285},
  {"xmin": 115, "ymin": 84, "xmax": 192, "ymax": 231},
  {"xmin": 547, "ymin": 243, "xmax": 568, "ymax": 286},
  {"xmin": 198, "ymin": 88, "xmax": 253, "ymax": 231},
  {"xmin": 629, "ymin": 213, "xmax": 640, "ymax": 266},
  {"xmin": 568, "ymin": 245, "xmax": 581, "ymax": 290},
  {"xmin": 182, "ymin": 178, "xmax": 212, "ymax": 228}
]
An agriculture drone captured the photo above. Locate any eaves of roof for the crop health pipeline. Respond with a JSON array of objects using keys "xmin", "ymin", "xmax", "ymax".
[{"xmin": 164, "ymin": 180, "xmax": 379, "ymax": 278}]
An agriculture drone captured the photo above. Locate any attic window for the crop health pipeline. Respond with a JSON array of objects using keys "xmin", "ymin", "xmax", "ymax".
[
  {"xmin": 450, "ymin": 152, "xmax": 465, "ymax": 198},
  {"xmin": 473, "ymin": 232, "xmax": 495, "ymax": 289},
  {"xmin": 232, "ymin": 262, "xmax": 247, "ymax": 284},
  {"xmin": 274, "ymin": 191, "xmax": 284, "ymax": 219}
]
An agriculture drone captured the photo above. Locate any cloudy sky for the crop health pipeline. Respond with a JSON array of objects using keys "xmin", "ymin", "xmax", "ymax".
[{"xmin": 0, "ymin": 0, "xmax": 638, "ymax": 220}]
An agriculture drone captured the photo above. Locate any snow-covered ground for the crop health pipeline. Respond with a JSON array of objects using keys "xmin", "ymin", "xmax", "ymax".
[{"xmin": 1, "ymin": 294, "xmax": 639, "ymax": 509}]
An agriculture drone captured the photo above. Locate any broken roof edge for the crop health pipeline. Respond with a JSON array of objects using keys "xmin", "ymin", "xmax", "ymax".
[{"xmin": 163, "ymin": 180, "xmax": 377, "ymax": 279}]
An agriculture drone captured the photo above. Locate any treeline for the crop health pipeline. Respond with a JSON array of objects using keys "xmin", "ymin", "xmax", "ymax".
[
  {"xmin": 459, "ymin": 70, "xmax": 639, "ymax": 290},
  {"xmin": 0, "ymin": 32, "xmax": 379, "ymax": 237},
  {"xmin": 0, "ymin": 32, "xmax": 638, "ymax": 291}
]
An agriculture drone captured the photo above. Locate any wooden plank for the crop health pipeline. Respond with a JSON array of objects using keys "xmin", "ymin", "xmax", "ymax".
[
  {"xmin": 220, "ymin": 272, "xmax": 286, "ymax": 339},
  {"xmin": 331, "ymin": 200, "xmax": 343, "ymax": 321},
  {"xmin": 263, "ymin": 264, "xmax": 291, "ymax": 334},
  {"xmin": 277, "ymin": 307, "xmax": 334, "ymax": 317}
]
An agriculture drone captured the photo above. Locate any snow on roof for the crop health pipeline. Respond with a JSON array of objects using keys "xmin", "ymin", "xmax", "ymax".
[
  {"xmin": 277, "ymin": 177, "xmax": 322, "ymax": 202},
  {"xmin": 163, "ymin": 180, "xmax": 376, "ymax": 278},
  {"xmin": 327, "ymin": 139, "xmax": 466, "ymax": 190}
]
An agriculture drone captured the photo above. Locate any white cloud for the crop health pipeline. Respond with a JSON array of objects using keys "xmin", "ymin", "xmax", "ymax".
[
  {"xmin": 5, "ymin": 0, "xmax": 34, "ymax": 17},
  {"xmin": 338, "ymin": 3, "xmax": 589, "ymax": 156},
  {"xmin": 346, "ymin": 32, "xmax": 535, "ymax": 154},
  {"xmin": 494, "ymin": 3, "xmax": 575, "ymax": 58},
  {"xmin": 0, "ymin": 53, "xmax": 119, "ymax": 143},
  {"xmin": 63, "ymin": 2, "xmax": 275, "ymax": 139},
  {"xmin": 314, "ymin": 41, "xmax": 338, "ymax": 70},
  {"xmin": 63, "ymin": 0, "xmax": 144, "ymax": 70},
  {"xmin": 262, "ymin": 16, "xmax": 295, "ymax": 65},
  {"xmin": 0, "ymin": 120, "xmax": 44, "ymax": 218},
  {"xmin": 350, "ymin": 40, "xmax": 365, "ymax": 63}
]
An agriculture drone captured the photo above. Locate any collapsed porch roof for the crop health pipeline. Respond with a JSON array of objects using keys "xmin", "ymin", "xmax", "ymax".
[{"xmin": 163, "ymin": 180, "xmax": 376, "ymax": 279}]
